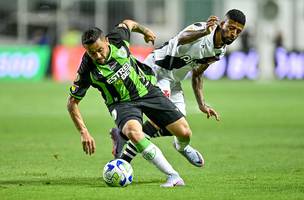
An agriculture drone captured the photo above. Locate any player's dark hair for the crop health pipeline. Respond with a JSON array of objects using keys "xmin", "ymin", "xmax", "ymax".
[
  {"xmin": 81, "ymin": 27, "xmax": 104, "ymax": 45},
  {"xmin": 225, "ymin": 9, "xmax": 246, "ymax": 25}
]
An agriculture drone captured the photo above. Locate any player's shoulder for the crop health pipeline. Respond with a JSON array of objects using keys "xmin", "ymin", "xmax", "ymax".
[
  {"xmin": 183, "ymin": 22, "xmax": 207, "ymax": 31},
  {"xmin": 107, "ymin": 26, "xmax": 130, "ymax": 45},
  {"xmin": 78, "ymin": 53, "xmax": 94, "ymax": 74},
  {"xmin": 192, "ymin": 22, "xmax": 207, "ymax": 28}
]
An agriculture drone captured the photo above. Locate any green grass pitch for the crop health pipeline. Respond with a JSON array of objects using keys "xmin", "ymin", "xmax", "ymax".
[{"xmin": 0, "ymin": 79, "xmax": 303, "ymax": 200}]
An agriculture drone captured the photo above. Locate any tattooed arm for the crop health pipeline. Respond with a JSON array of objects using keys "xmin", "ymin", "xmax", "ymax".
[{"xmin": 119, "ymin": 19, "xmax": 156, "ymax": 45}]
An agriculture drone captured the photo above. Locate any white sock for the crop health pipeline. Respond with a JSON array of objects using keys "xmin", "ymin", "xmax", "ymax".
[
  {"xmin": 174, "ymin": 136, "xmax": 190, "ymax": 151},
  {"xmin": 141, "ymin": 143, "xmax": 178, "ymax": 176}
]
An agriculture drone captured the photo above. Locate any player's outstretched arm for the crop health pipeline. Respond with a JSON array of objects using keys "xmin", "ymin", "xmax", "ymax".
[
  {"xmin": 119, "ymin": 19, "xmax": 156, "ymax": 45},
  {"xmin": 67, "ymin": 96, "xmax": 96, "ymax": 155},
  {"xmin": 178, "ymin": 15, "xmax": 219, "ymax": 45},
  {"xmin": 192, "ymin": 65, "xmax": 220, "ymax": 121}
]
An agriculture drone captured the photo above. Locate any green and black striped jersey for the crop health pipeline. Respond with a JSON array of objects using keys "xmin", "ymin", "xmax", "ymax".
[{"xmin": 69, "ymin": 26, "xmax": 156, "ymax": 106}]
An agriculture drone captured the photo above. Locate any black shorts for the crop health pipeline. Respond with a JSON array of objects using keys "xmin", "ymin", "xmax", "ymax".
[{"xmin": 108, "ymin": 86, "xmax": 184, "ymax": 130}]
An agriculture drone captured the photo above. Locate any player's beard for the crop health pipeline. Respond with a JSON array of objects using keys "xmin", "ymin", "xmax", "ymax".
[
  {"xmin": 96, "ymin": 58, "xmax": 105, "ymax": 64},
  {"xmin": 221, "ymin": 30, "xmax": 235, "ymax": 45}
]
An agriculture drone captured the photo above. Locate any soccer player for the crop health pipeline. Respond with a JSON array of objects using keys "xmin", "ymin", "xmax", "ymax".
[
  {"xmin": 67, "ymin": 19, "xmax": 204, "ymax": 187},
  {"xmin": 111, "ymin": 9, "xmax": 246, "ymax": 165}
]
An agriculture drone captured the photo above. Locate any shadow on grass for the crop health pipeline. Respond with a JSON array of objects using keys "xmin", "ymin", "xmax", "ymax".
[{"xmin": 0, "ymin": 177, "xmax": 162, "ymax": 188}]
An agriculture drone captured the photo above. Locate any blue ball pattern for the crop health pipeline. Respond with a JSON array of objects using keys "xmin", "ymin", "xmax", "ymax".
[{"xmin": 103, "ymin": 159, "xmax": 133, "ymax": 187}]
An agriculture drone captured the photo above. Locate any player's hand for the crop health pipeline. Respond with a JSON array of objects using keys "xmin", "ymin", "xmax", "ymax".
[
  {"xmin": 143, "ymin": 28, "xmax": 156, "ymax": 45},
  {"xmin": 80, "ymin": 130, "xmax": 96, "ymax": 155},
  {"xmin": 206, "ymin": 15, "xmax": 219, "ymax": 34},
  {"xmin": 199, "ymin": 104, "xmax": 220, "ymax": 121}
]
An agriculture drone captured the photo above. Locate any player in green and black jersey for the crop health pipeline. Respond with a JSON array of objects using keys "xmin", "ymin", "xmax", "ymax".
[
  {"xmin": 69, "ymin": 28, "xmax": 156, "ymax": 105},
  {"xmin": 67, "ymin": 20, "xmax": 203, "ymax": 187}
]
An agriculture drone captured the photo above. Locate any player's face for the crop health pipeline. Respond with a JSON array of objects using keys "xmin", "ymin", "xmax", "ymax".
[
  {"xmin": 220, "ymin": 19, "xmax": 244, "ymax": 45},
  {"xmin": 84, "ymin": 37, "xmax": 110, "ymax": 64}
]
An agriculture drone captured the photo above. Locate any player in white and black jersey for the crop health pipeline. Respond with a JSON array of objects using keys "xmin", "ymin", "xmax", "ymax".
[
  {"xmin": 144, "ymin": 19, "xmax": 227, "ymax": 116},
  {"xmin": 111, "ymin": 9, "xmax": 246, "ymax": 166}
]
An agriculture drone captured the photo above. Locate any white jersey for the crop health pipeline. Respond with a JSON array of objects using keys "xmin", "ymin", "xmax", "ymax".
[{"xmin": 144, "ymin": 22, "xmax": 226, "ymax": 82}]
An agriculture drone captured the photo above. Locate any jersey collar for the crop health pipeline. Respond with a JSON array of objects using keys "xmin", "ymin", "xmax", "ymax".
[{"xmin": 105, "ymin": 44, "xmax": 113, "ymax": 63}]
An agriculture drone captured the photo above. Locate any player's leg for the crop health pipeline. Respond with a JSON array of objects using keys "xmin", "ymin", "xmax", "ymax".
[
  {"xmin": 114, "ymin": 84, "xmax": 203, "ymax": 167},
  {"xmin": 112, "ymin": 78, "xmax": 172, "ymax": 159},
  {"xmin": 110, "ymin": 120, "xmax": 158, "ymax": 160},
  {"xmin": 168, "ymin": 84, "xmax": 204, "ymax": 166},
  {"xmin": 118, "ymin": 118, "xmax": 176, "ymax": 163},
  {"xmin": 133, "ymin": 77, "xmax": 173, "ymax": 138},
  {"xmin": 170, "ymin": 82, "xmax": 187, "ymax": 116},
  {"xmin": 119, "ymin": 121, "xmax": 153, "ymax": 162},
  {"xmin": 119, "ymin": 140, "xmax": 138, "ymax": 163},
  {"xmin": 110, "ymin": 127, "xmax": 127, "ymax": 158},
  {"xmin": 122, "ymin": 119, "xmax": 184, "ymax": 187},
  {"xmin": 112, "ymin": 103, "xmax": 184, "ymax": 187},
  {"xmin": 143, "ymin": 89, "xmax": 204, "ymax": 168},
  {"xmin": 166, "ymin": 117, "xmax": 204, "ymax": 167},
  {"xmin": 143, "ymin": 80, "xmax": 186, "ymax": 138}
]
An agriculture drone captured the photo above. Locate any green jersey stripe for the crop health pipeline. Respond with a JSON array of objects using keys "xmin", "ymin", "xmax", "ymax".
[
  {"xmin": 72, "ymin": 27, "xmax": 157, "ymax": 107},
  {"xmin": 128, "ymin": 58, "xmax": 149, "ymax": 97},
  {"xmin": 122, "ymin": 74, "xmax": 140, "ymax": 100},
  {"xmin": 90, "ymin": 74, "xmax": 114, "ymax": 104},
  {"xmin": 109, "ymin": 56, "xmax": 139, "ymax": 100},
  {"xmin": 86, "ymin": 43, "xmax": 154, "ymax": 106},
  {"xmin": 112, "ymin": 46, "xmax": 148, "ymax": 99}
]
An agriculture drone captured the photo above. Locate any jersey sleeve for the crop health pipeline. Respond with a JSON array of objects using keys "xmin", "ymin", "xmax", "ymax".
[
  {"xmin": 69, "ymin": 54, "xmax": 91, "ymax": 100},
  {"xmin": 182, "ymin": 22, "xmax": 207, "ymax": 32},
  {"xmin": 107, "ymin": 26, "xmax": 131, "ymax": 45},
  {"xmin": 176, "ymin": 22, "xmax": 207, "ymax": 51}
]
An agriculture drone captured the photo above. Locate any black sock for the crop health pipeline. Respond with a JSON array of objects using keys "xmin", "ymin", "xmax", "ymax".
[
  {"xmin": 120, "ymin": 142, "xmax": 138, "ymax": 163},
  {"xmin": 118, "ymin": 129, "xmax": 129, "ymax": 141},
  {"xmin": 142, "ymin": 120, "xmax": 173, "ymax": 138},
  {"xmin": 142, "ymin": 120, "xmax": 159, "ymax": 137},
  {"xmin": 120, "ymin": 122, "xmax": 172, "ymax": 163},
  {"xmin": 159, "ymin": 128, "xmax": 173, "ymax": 136}
]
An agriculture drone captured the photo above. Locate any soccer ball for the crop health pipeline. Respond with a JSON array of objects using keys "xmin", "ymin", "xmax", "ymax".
[{"xmin": 102, "ymin": 159, "xmax": 133, "ymax": 187}]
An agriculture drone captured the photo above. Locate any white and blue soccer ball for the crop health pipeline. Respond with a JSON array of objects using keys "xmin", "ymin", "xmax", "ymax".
[{"xmin": 102, "ymin": 159, "xmax": 133, "ymax": 187}]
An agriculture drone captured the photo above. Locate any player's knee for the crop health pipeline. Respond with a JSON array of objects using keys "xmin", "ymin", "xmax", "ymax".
[
  {"xmin": 177, "ymin": 119, "xmax": 192, "ymax": 138},
  {"xmin": 180, "ymin": 126, "xmax": 192, "ymax": 138},
  {"xmin": 123, "ymin": 125, "xmax": 143, "ymax": 142},
  {"xmin": 173, "ymin": 123, "xmax": 192, "ymax": 138},
  {"xmin": 166, "ymin": 118, "xmax": 192, "ymax": 138}
]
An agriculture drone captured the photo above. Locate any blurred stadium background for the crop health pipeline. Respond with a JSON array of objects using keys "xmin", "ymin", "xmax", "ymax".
[
  {"xmin": 0, "ymin": 0, "xmax": 303, "ymax": 81},
  {"xmin": 0, "ymin": 0, "xmax": 303, "ymax": 199}
]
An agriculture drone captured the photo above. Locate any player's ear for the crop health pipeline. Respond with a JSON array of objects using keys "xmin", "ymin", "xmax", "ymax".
[
  {"xmin": 101, "ymin": 36, "xmax": 109, "ymax": 44},
  {"xmin": 220, "ymin": 21, "xmax": 225, "ymax": 29}
]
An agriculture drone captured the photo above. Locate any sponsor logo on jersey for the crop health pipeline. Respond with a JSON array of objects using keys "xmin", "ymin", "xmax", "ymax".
[
  {"xmin": 180, "ymin": 55, "xmax": 192, "ymax": 64},
  {"xmin": 71, "ymin": 84, "xmax": 79, "ymax": 93},
  {"xmin": 108, "ymin": 62, "xmax": 117, "ymax": 70},
  {"xmin": 107, "ymin": 63, "xmax": 131, "ymax": 84}
]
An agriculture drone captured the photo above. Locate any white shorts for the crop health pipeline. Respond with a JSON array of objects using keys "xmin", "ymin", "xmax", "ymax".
[{"xmin": 144, "ymin": 54, "xmax": 187, "ymax": 116}]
